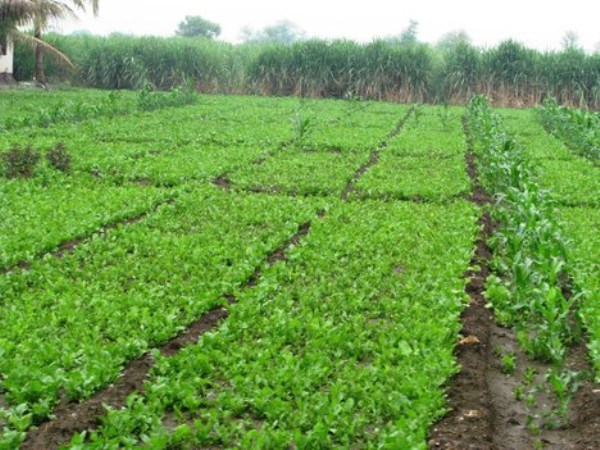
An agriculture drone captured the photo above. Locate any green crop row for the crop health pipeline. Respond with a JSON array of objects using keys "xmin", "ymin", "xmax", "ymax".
[
  {"xmin": 499, "ymin": 108, "xmax": 599, "ymax": 207},
  {"xmin": 0, "ymin": 89, "xmax": 134, "ymax": 123},
  {"xmin": 224, "ymin": 103, "xmax": 409, "ymax": 196},
  {"xmin": 227, "ymin": 149, "xmax": 371, "ymax": 197},
  {"xmin": 66, "ymin": 200, "xmax": 478, "ymax": 449},
  {"xmin": 0, "ymin": 187, "xmax": 324, "ymax": 447},
  {"xmin": 0, "ymin": 85, "xmax": 197, "ymax": 132},
  {"xmin": 0, "ymin": 174, "xmax": 170, "ymax": 269},
  {"xmin": 353, "ymin": 106, "xmax": 471, "ymax": 201},
  {"xmin": 537, "ymin": 99, "xmax": 600, "ymax": 162},
  {"xmin": 467, "ymin": 95, "xmax": 579, "ymax": 365},
  {"xmin": 558, "ymin": 207, "xmax": 600, "ymax": 379},
  {"xmin": 0, "ymin": 96, "xmax": 299, "ymax": 271},
  {"xmin": 0, "ymin": 95, "xmax": 406, "ymax": 283}
]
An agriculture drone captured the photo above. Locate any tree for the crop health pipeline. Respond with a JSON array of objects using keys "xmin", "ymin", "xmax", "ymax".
[
  {"xmin": 398, "ymin": 19, "xmax": 419, "ymax": 46},
  {"xmin": 436, "ymin": 30, "xmax": 471, "ymax": 53},
  {"xmin": 241, "ymin": 20, "xmax": 306, "ymax": 45},
  {"xmin": 1, "ymin": 1, "xmax": 100, "ymax": 84},
  {"xmin": 561, "ymin": 30, "xmax": 580, "ymax": 51},
  {"xmin": 33, "ymin": 1, "xmax": 99, "ymax": 84},
  {"xmin": 175, "ymin": 15, "xmax": 221, "ymax": 39},
  {"xmin": 0, "ymin": 0, "xmax": 78, "ymax": 82}
]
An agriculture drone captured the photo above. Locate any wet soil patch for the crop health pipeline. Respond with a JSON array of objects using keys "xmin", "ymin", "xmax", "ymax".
[
  {"xmin": 341, "ymin": 150, "xmax": 380, "ymax": 201},
  {"xmin": 212, "ymin": 180, "xmax": 336, "ymax": 199},
  {"xmin": 212, "ymin": 174, "xmax": 233, "ymax": 190}
]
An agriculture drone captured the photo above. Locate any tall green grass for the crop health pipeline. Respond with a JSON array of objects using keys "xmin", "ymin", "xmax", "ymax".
[{"xmin": 13, "ymin": 34, "xmax": 600, "ymax": 108}]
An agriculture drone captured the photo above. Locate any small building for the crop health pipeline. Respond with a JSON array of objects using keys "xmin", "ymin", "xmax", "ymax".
[{"xmin": 0, "ymin": 37, "xmax": 14, "ymax": 82}]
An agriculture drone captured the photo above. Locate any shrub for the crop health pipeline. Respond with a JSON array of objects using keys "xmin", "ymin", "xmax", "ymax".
[
  {"xmin": 1, "ymin": 145, "xmax": 41, "ymax": 178},
  {"xmin": 46, "ymin": 143, "xmax": 72, "ymax": 173}
]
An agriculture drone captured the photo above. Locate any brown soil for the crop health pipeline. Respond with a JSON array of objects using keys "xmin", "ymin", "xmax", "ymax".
[
  {"xmin": 341, "ymin": 150, "xmax": 380, "ymax": 201},
  {"xmin": 486, "ymin": 327, "xmax": 600, "ymax": 450},
  {"xmin": 560, "ymin": 343, "xmax": 600, "ymax": 449},
  {"xmin": 20, "ymin": 220, "xmax": 315, "ymax": 449},
  {"xmin": 428, "ymin": 211, "xmax": 498, "ymax": 449},
  {"xmin": 211, "ymin": 174, "xmax": 233, "ymax": 190}
]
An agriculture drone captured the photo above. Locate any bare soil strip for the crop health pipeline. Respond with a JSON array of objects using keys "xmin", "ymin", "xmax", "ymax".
[
  {"xmin": 429, "ymin": 117, "xmax": 600, "ymax": 450},
  {"xmin": 21, "ymin": 220, "xmax": 316, "ymax": 450},
  {"xmin": 0, "ymin": 197, "xmax": 175, "ymax": 275},
  {"xmin": 428, "ymin": 142, "xmax": 498, "ymax": 447},
  {"xmin": 341, "ymin": 107, "xmax": 414, "ymax": 200},
  {"xmin": 352, "ymin": 191, "xmax": 467, "ymax": 204},
  {"xmin": 341, "ymin": 151, "xmax": 380, "ymax": 201}
]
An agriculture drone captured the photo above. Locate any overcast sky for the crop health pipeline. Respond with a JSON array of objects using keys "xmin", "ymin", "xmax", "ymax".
[{"xmin": 55, "ymin": 0, "xmax": 599, "ymax": 51}]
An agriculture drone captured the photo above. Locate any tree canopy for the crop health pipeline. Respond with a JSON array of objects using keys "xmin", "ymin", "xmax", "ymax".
[
  {"xmin": 0, "ymin": 0, "xmax": 98, "ymax": 80},
  {"xmin": 241, "ymin": 20, "xmax": 306, "ymax": 45},
  {"xmin": 176, "ymin": 15, "xmax": 221, "ymax": 39}
]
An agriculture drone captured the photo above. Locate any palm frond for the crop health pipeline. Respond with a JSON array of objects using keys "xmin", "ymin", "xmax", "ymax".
[
  {"xmin": 12, "ymin": 29, "xmax": 74, "ymax": 69},
  {"xmin": 0, "ymin": 0, "xmax": 68, "ymax": 25}
]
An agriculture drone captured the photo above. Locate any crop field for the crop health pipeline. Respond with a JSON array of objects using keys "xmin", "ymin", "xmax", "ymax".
[{"xmin": 0, "ymin": 90, "xmax": 599, "ymax": 449}]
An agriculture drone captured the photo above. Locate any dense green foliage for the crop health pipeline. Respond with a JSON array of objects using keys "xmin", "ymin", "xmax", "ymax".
[
  {"xmin": 558, "ymin": 208, "xmax": 600, "ymax": 378},
  {"xmin": 500, "ymin": 108, "xmax": 600, "ymax": 207},
  {"xmin": 70, "ymin": 200, "xmax": 478, "ymax": 448},
  {"xmin": 498, "ymin": 105, "xmax": 600, "ymax": 379},
  {"xmin": 537, "ymin": 99, "xmax": 600, "ymax": 161},
  {"xmin": 175, "ymin": 15, "xmax": 221, "ymax": 39},
  {"xmin": 1, "ymin": 88, "xmax": 598, "ymax": 448},
  {"xmin": 354, "ymin": 107, "xmax": 471, "ymax": 201},
  {"xmin": 0, "ymin": 188, "xmax": 323, "ymax": 447},
  {"xmin": 13, "ymin": 34, "xmax": 600, "ymax": 107},
  {"xmin": 0, "ymin": 176, "xmax": 168, "ymax": 268}
]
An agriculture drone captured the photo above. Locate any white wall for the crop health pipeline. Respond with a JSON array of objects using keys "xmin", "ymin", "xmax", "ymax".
[{"xmin": 0, "ymin": 40, "xmax": 14, "ymax": 74}]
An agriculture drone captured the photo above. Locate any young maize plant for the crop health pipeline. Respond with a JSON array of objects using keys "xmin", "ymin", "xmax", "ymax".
[{"xmin": 467, "ymin": 95, "xmax": 581, "ymax": 366}]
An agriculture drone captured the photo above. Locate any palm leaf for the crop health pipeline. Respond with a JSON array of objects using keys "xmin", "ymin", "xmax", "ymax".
[{"xmin": 12, "ymin": 29, "xmax": 74, "ymax": 68}]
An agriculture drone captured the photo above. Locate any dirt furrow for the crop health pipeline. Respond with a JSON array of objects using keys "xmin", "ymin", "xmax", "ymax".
[
  {"xmin": 0, "ymin": 197, "xmax": 175, "ymax": 275},
  {"xmin": 428, "ymin": 116, "xmax": 499, "ymax": 448},
  {"xmin": 341, "ymin": 107, "xmax": 414, "ymax": 201},
  {"xmin": 21, "ymin": 220, "xmax": 316, "ymax": 450},
  {"xmin": 427, "ymin": 211, "xmax": 499, "ymax": 449}
]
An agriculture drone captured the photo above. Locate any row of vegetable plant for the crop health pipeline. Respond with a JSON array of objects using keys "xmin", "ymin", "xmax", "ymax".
[
  {"xmin": 0, "ymin": 187, "xmax": 324, "ymax": 448},
  {"xmin": 467, "ymin": 95, "xmax": 581, "ymax": 368},
  {"xmin": 0, "ymin": 94, "xmax": 407, "ymax": 281},
  {"xmin": 557, "ymin": 207, "xmax": 600, "ymax": 378},
  {"xmin": 225, "ymin": 104, "xmax": 412, "ymax": 196},
  {"xmin": 0, "ymin": 175, "xmax": 170, "ymax": 269},
  {"xmin": 353, "ymin": 105, "xmax": 471, "ymax": 201},
  {"xmin": 536, "ymin": 98, "xmax": 600, "ymax": 162},
  {"xmin": 499, "ymin": 107, "xmax": 599, "ymax": 208},
  {"xmin": 66, "ymin": 200, "xmax": 478, "ymax": 448},
  {"xmin": 497, "ymin": 106, "xmax": 599, "ymax": 380},
  {"xmin": 0, "ymin": 83, "xmax": 197, "ymax": 132}
]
